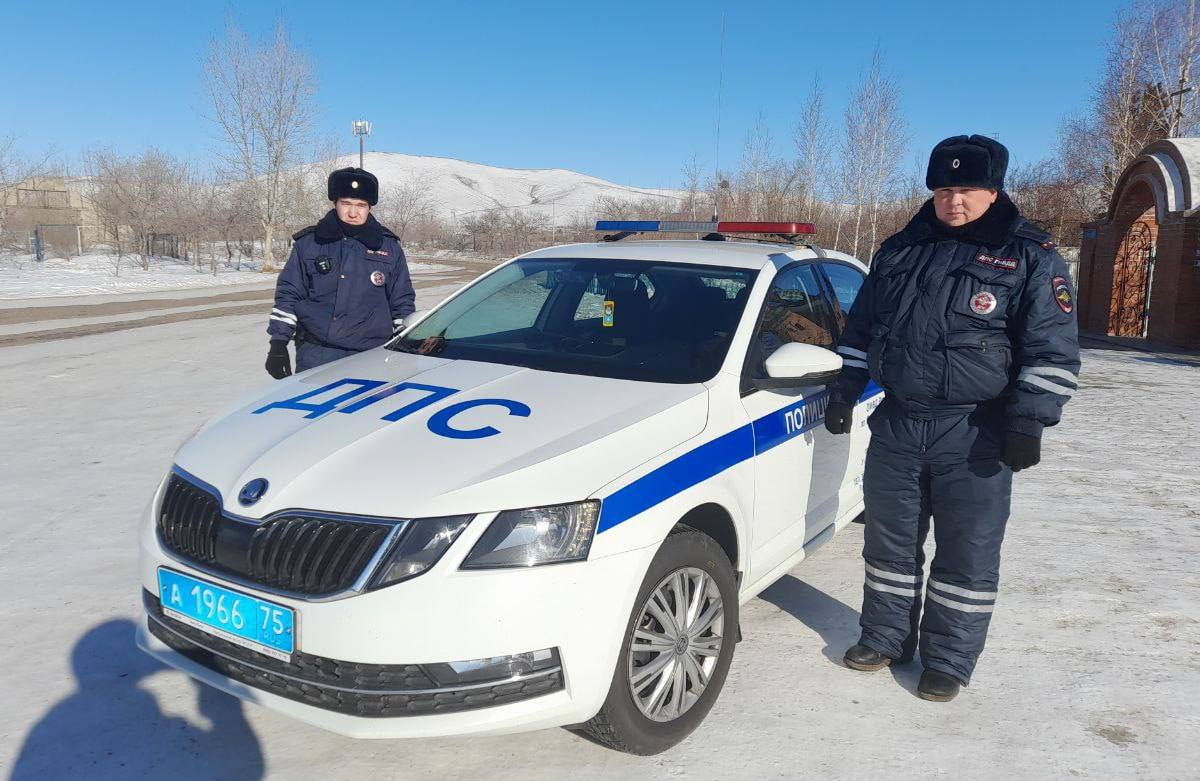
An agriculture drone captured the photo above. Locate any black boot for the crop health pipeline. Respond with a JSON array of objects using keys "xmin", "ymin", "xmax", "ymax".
[
  {"xmin": 917, "ymin": 669, "xmax": 962, "ymax": 702},
  {"xmin": 843, "ymin": 644, "xmax": 893, "ymax": 672}
]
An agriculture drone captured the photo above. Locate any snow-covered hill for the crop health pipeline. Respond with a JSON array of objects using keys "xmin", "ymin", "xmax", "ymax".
[{"xmin": 324, "ymin": 152, "xmax": 684, "ymax": 226}]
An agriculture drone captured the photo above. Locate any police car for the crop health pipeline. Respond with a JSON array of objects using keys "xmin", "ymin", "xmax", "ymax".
[{"xmin": 136, "ymin": 219, "xmax": 880, "ymax": 755}]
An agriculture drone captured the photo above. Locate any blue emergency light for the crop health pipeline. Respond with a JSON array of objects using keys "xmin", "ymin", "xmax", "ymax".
[{"xmin": 595, "ymin": 219, "xmax": 816, "ymax": 237}]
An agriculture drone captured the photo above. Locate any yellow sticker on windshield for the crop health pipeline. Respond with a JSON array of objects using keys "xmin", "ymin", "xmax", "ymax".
[{"xmin": 602, "ymin": 300, "xmax": 615, "ymax": 327}]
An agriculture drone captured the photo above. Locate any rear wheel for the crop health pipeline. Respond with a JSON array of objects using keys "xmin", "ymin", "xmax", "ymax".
[{"xmin": 577, "ymin": 528, "xmax": 738, "ymax": 755}]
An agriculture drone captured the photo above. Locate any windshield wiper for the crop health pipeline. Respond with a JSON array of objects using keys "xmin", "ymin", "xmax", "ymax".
[{"xmin": 389, "ymin": 335, "xmax": 449, "ymax": 356}]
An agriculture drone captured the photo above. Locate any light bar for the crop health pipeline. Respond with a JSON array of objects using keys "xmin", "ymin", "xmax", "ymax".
[{"xmin": 595, "ymin": 220, "xmax": 815, "ymax": 235}]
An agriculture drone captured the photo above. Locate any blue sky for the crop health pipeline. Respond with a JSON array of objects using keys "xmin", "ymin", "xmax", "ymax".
[{"xmin": 1, "ymin": 0, "xmax": 1122, "ymax": 189}]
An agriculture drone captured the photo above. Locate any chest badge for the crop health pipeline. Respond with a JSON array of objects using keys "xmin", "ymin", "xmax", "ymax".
[
  {"xmin": 975, "ymin": 252, "xmax": 1019, "ymax": 272},
  {"xmin": 315, "ymin": 256, "xmax": 332, "ymax": 274},
  {"xmin": 971, "ymin": 291, "xmax": 998, "ymax": 315},
  {"xmin": 370, "ymin": 270, "xmax": 386, "ymax": 286}
]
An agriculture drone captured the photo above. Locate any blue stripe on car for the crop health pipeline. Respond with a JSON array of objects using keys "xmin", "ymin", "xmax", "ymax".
[{"xmin": 596, "ymin": 382, "xmax": 883, "ymax": 533}]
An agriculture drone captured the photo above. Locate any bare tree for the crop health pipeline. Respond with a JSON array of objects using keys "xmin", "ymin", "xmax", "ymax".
[
  {"xmin": 504, "ymin": 210, "xmax": 551, "ymax": 255},
  {"xmin": 794, "ymin": 74, "xmax": 834, "ymax": 229},
  {"xmin": 85, "ymin": 148, "xmax": 188, "ymax": 271},
  {"xmin": 1060, "ymin": 0, "xmax": 1199, "ymax": 212},
  {"xmin": 377, "ymin": 175, "xmax": 438, "ymax": 244},
  {"xmin": 1007, "ymin": 158, "xmax": 1095, "ymax": 245},
  {"xmin": 204, "ymin": 20, "xmax": 316, "ymax": 271},
  {"xmin": 461, "ymin": 209, "xmax": 504, "ymax": 255},
  {"xmin": 838, "ymin": 49, "xmax": 908, "ymax": 260},
  {"xmin": 679, "ymin": 156, "xmax": 706, "ymax": 221}
]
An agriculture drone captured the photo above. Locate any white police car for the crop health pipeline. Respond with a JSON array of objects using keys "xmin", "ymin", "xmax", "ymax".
[{"xmin": 137, "ymin": 220, "xmax": 880, "ymax": 755}]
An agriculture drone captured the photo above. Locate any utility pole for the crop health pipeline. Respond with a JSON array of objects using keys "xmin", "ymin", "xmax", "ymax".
[{"xmin": 352, "ymin": 120, "xmax": 372, "ymax": 168}]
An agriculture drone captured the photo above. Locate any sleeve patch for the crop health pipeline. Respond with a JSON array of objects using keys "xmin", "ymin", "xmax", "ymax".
[{"xmin": 1052, "ymin": 276, "xmax": 1073, "ymax": 314}]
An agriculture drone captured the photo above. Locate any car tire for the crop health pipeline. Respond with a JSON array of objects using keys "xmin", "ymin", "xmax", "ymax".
[{"xmin": 575, "ymin": 527, "xmax": 739, "ymax": 755}]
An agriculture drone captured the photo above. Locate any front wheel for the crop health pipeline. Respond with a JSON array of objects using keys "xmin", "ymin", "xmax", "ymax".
[{"xmin": 577, "ymin": 528, "xmax": 738, "ymax": 755}]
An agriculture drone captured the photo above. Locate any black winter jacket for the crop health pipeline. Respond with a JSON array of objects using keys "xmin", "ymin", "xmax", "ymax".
[{"xmin": 828, "ymin": 193, "xmax": 1080, "ymax": 437}]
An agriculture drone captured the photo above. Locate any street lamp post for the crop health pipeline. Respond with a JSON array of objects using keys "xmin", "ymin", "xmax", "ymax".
[{"xmin": 352, "ymin": 120, "xmax": 372, "ymax": 168}]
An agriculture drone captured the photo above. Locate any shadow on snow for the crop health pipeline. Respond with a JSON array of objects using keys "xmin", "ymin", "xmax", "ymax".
[{"xmin": 11, "ymin": 618, "xmax": 264, "ymax": 781}]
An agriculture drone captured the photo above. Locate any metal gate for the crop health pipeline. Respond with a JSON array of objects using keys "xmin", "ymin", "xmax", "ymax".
[{"xmin": 1107, "ymin": 220, "xmax": 1154, "ymax": 338}]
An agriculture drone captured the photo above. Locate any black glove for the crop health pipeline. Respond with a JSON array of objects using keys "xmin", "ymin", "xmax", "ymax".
[
  {"xmin": 825, "ymin": 401, "xmax": 853, "ymax": 435},
  {"xmin": 265, "ymin": 340, "xmax": 292, "ymax": 379},
  {"xmin": 1003, "ymin": 431, "xmax": 1041, "ymax": 472}
]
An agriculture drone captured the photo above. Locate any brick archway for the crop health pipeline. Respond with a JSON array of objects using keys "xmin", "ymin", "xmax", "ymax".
[
  {"xmin": 1106, "ymin": 186, "xmax": 1157, "ymax": 338},
  {"xmin": 1078, "ymin": 138, "xmax": 1200, "ymax": 349}
]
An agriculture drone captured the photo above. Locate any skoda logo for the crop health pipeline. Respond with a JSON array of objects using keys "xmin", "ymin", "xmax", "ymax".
[{"xmin": 238, "ymin": 478, "xmax": 269, "ymax": 506}]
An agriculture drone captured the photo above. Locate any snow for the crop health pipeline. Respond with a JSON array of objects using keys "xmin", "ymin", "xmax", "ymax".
[
  {"xmin": 0, "ymin": 320, "xmax": 1197, "ymax": 778},
  {"xmin": 327, "ymin": 151, "xmax": 685, "ymax": 226},
  {"xmin": 0, "ymin": 253, "xmax": 268, "ymax": 300},
  {"xmin": 0, "ymin": 252, "xmax": 459, "ymax": 301}
]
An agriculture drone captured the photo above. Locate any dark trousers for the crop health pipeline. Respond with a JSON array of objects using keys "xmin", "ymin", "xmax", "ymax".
[
  {"xmin": 295, "ymin": 341, "xmax": 357, "ymax": 372},
  {"xmin": 858, "ymin": 397, "xmax": 1012, "ymax": 684}
]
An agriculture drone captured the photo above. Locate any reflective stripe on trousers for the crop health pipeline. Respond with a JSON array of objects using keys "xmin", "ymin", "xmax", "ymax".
[{"xmin": 857, "ymin": 397, "xmax": 1011, "ymax": 684}]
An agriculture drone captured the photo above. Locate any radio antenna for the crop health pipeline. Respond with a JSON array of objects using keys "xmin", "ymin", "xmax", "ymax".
[{"xmin": 711, "ymin": 11, "xmax": 726, "ymax": 222}]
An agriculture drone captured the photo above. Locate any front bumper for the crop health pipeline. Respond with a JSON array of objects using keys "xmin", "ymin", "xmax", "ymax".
[{"xmin": 138, "ymin": 508, "xmax": 656, "ymax": 738}]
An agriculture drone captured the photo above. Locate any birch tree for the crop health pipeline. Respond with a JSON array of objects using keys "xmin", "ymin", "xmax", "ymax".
[
  {"xmin": 203, "ymin": 21, "xmax": 316, "ymax": 271},
  {"xmin": 794, "ymin": 75, "xmax": 834, "ymax": 231},
  {"xmin": 838, "ymin": 49, "xmax": 907, "ymax": 261}
]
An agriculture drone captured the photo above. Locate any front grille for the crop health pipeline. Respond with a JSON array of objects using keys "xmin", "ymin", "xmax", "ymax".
[
  {"xmin": 144, "ymin": 592, "xmax": 564, "ymax": 717},
  {"xmin": 159, "ymin": 475, "xmax": 222, "ymax": 562},
  {"xmin": 247, "ymin": 515, "xmax": 390, "ymax": 594},
  {"xmin": 157, "ymin": 472, "xmax": 394, "ymax": 597}
]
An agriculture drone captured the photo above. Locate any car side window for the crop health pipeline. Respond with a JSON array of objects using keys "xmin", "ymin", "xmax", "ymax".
[
  {"xmin": 750, "ymin": 264, "xmax": 838, "ymax": 374},
  {"xmin": 820, "ymin": 262, "xmax": 868, "ymax": 335}
]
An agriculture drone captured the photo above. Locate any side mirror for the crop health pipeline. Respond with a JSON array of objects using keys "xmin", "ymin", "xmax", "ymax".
[
  {"xmin": 401, "ymin": 310, "xmax": 430, "ymax": 329},
  {"xmin": 756, "ymin": 342, "xmax": 842, "ymax": 389}
]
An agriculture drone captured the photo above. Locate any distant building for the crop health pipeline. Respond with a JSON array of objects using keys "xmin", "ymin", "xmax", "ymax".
[
  {"xmin": 1078, "ymin": 138, "xmax": 1200, "ymax": 349},
  {"xmin": 1, "ymin": 176, "xmax": 97, "ymax": 255}
]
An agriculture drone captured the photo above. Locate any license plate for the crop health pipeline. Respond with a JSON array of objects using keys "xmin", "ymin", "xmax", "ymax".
[{"xmin": 157, "ymin": 568, "xmax": 295, "ymax": 661}]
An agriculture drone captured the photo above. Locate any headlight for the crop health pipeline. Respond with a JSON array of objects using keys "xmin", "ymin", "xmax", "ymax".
[
  {"xmin": 368, "ymin": 515, "xmax": 473, "ymax": 589},
  {"xmin": 460, "ymin": 501, "xmax": 599, "ymax": 569}
]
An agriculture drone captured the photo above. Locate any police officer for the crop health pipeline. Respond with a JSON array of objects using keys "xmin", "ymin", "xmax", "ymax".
[
  {"xmin": 824, "ymin": 135, "xmax": 1080, "ymax": 702},
  {"xmin": 265, "ymin": 167, "xmax": 416, "ymax": 377}
]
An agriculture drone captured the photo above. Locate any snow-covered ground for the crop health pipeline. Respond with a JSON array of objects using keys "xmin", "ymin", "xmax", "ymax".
[
  {"xmin": 0, "ymin": 320, "xmax": 1196, "ymax": 778},
  {"xmin": 0, "ymin": 252, "xmax": 460, "ymax": 300}
]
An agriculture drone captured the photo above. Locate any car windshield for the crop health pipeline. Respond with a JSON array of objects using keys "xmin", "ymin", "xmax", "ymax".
[{"xmin": 390, "ymin": 258, "xmax": 755, "ymax": 383}]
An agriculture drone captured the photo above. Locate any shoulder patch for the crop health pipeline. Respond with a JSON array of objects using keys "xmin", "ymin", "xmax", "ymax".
[
  {"xmin": 1052, "ymin": 276, "xmax": 1073, "ymax": 314},
  {"xmin": 291, "ymin": 226, "xmax": 316, "ymax": 241}
]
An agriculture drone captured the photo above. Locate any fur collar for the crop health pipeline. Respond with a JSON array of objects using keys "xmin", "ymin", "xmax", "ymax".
[
  {"xmin": 884, "ymin": 191, "xmax": 1023, "ymax": 252},
  {"xmin": 313, "ymin": 210, "xmax": 392, "ymax": 251}
]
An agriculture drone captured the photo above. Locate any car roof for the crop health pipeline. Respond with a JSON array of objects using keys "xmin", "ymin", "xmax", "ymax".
[{"xmin": 517, "ymin": 239, "xmax": 847, "ymax": 271}]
